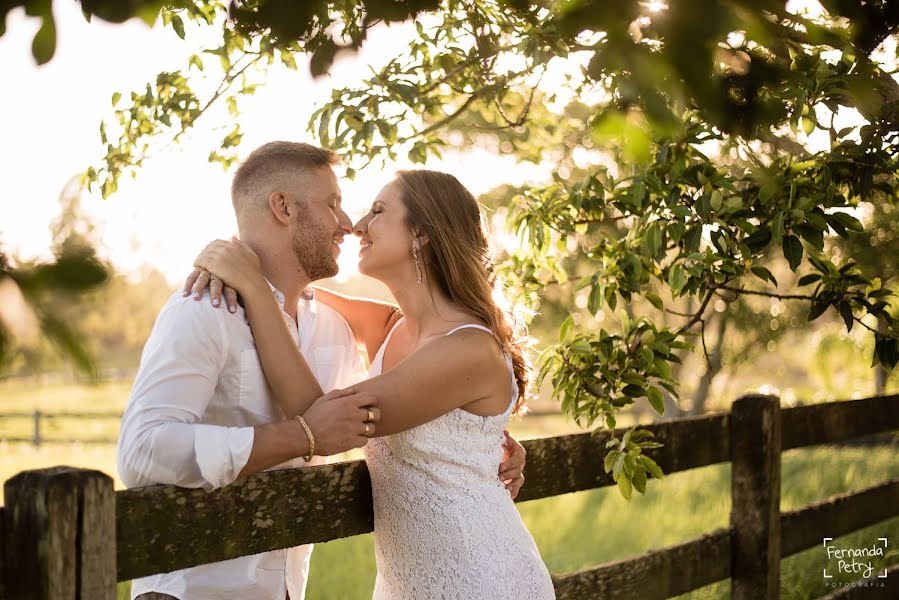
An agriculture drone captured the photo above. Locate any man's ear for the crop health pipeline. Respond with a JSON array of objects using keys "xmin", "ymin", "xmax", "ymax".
[{"xmin": 269, "ymin": 192, "xmax": 291, "ymax": 225}]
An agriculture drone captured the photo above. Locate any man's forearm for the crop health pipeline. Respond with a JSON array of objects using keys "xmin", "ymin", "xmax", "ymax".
[{"xmin": 237, "ymin": 419, "xmax": 309, "ymax": 479}]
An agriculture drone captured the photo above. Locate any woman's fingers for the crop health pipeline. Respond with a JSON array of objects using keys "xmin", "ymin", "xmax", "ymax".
[
  {"xmin": 223, "ymin": 285, "xmax": 239, "ymax": 314},
  {"xmin": 191, "ymin": 269, "xmax": 211, "ymax": 300},
  {"xmin": 209, "ymin": 275, "xmax": 224, "ymax": 308},
  {"xmin": 183, "ymin": 268, "xmax": 201, "ymax": 297}
]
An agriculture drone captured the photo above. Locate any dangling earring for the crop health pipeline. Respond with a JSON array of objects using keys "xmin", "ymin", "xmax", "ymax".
[{"xmin": 411, "ymin": 244, "xmax": 423, "ymax": 284}]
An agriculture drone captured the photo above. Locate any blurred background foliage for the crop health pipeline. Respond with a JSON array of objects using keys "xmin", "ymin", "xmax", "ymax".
[{"xmin": 2, "ymin": 0, "xmax": 899, "ymax": 497}]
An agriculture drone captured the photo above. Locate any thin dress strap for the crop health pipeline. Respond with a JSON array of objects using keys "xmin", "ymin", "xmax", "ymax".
[
  {"xmin": 446, "ymin": 323, "xmax": 517, "ymax": 411},
  {"xmin": 445, "ymin": 323, "xmax": 495, "ymax": 337}
]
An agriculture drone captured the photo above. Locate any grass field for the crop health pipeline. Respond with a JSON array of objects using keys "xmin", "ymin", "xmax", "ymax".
[{"xmin": 1, "ymin": 381, "xmax": 897, "ymax": 599}]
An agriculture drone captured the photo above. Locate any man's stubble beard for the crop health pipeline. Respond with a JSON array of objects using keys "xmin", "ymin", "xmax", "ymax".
[{"xmin": 290, "ymin": 212, "xmax": 339, "ymax": 281}]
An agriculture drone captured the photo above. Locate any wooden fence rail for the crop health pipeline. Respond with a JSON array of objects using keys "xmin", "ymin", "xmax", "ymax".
[
  {"xmin": 1, "ymin": 394, "xmax": 897, "ymax": 599},
  {"xmin": 0, "ymin": 411, "xmax": 121, "ymax": 446}
]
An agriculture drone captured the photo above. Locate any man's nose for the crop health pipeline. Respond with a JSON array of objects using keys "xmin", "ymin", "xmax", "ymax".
[{"xmin": 337, "ymin": 209, "xmax": 353, "ymax": 234}]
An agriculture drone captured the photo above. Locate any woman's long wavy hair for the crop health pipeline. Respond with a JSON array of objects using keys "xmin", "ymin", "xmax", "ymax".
[{"xmin": 395, "ymin": 169, "xmax": 532, "ymax": 414}]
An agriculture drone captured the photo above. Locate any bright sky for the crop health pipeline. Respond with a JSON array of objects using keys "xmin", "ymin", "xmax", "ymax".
[
  {"xmin": 0, "ymin": 2, "xmax": 550, "ymax": 286},
  {"xmin": 3, "ymin": 2, "xmax": 891, "ymax": 288}
]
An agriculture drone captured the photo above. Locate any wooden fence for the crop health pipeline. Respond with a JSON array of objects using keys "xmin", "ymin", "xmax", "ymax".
[
  {"xmin": 0, "ymin": 411, "xmax": 121, "ymax": 446},
  {"xmin": 1, "ymin": 394, "xmax": 897, "ymax": 599}
]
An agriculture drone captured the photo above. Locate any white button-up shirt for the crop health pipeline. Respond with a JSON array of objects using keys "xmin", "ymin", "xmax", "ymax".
[{"xmin": 118, "ymin": 285, "xmax": 364, "ymax": 600}]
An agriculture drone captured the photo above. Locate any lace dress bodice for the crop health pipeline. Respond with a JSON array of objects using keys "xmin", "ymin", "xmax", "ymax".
[{"xmin": 364, "ymin": 320, "xmax": 555, "ymax": 600}]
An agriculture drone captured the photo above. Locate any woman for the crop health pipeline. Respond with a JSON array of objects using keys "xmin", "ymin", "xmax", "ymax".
[{"xmin": 191, "ymin": 170, "xmax": 555, "ymax": 599}]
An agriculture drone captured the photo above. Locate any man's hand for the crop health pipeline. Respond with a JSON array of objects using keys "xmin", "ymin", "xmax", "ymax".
[
  {"xmin": 499, "ymin": 430, "xmax": 526, "ymax": 499},
  {"xmin": 303, "ymin": 388, "xmax": 381, "ymax": 456}
]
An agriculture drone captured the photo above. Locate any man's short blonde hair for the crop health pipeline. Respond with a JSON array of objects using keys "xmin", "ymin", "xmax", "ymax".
[{"xmin": 231, "ymin": 141, "xmax": 340, "ymax": 227}]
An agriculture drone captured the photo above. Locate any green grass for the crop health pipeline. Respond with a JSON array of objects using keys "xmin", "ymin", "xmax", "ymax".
[{"xmin": 1, "ymin": 382, "xmax": 897, "ymax": 599}]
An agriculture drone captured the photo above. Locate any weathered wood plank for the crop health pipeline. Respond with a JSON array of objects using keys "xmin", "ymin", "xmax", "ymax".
[
  {"xmin": 116, "ymin": 459, "xmax": 374, "ymax": 581},
  {"xmin": 79, "ymin": 469, "xmax": 116, "ymax": 598},
  {"xmin": 0, "ymin": 506, "xmax": 5, "ymax": 600},
  {"xmin": 782, "ymin": 395, "xmax": 899, "ymax": 449},
  {"xmin": 516, "ymin": 413, "xmax": 730, "ymax": 502},
  {"xmin": 730, "ymin": 395, "xmax": 781, "ymax": 600},
  {"xmin": 817, "ymin": 563, "xmax": 899, "ymax": 599},
  {"xmin": 3, "ymin": 467, "xmax": 115, "ymax": 600},
  {"xmin": 781, "ymin": 479, "xmax": 899, "ymax": 557},
  {"xmin": 117, "ymin": 415, "xmax": 731, "ymax": 580},
  {"xmin": 551, "ymin": 529, "xmax": 731, "ymax": 599}
]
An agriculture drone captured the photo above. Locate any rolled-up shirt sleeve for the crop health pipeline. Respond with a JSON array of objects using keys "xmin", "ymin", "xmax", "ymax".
[{"xmin": 117, "ymin": 295, "xmax": 254, "ymax": 491}]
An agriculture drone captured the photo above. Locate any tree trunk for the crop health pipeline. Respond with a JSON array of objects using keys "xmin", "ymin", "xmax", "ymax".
[
  {"xmin": 875, "ymin": 318, "xmax": 888, "ymax": 395},
  {"xmin": 690, "ymin": 312, "xmax": 728, "ymax": 416}
]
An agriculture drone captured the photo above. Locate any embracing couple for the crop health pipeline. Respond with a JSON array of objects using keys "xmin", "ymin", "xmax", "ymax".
[{"xmin": 117, "ymin": 141, "xmax": 555, "ymax": 599}]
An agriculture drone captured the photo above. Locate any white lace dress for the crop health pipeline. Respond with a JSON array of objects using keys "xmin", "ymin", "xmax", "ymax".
[{"xmin": 364, "ymin": 321, "xmax": 555, "ymax": 600}]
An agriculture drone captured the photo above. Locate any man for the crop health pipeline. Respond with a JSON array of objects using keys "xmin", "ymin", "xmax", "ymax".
[{"xmin": 118, "ymin": 141, "xmax": 526, "ymax": 600}]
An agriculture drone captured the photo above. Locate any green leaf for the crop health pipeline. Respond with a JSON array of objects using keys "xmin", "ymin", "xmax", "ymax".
[
  {"xmin": 310, "ymin": 39, "xmax": 337, "ymax": 78},
  {"xmin": 808, "ymin": 300, "xmax": 829, "ymax": 322},
  {"xmin": 39, "ymin": 312, "xmax": 96, "ymax": 378},
  {"xmin": 603, "ymin": 449, "xmax": 619, "ymax": 473},
  {"xmin": 33, "ymin": 252, "xmax": 108, "ymax": 291},
  {"xmin": 171, "ymin": 14, "xmax": 185, "ymax": 39},
  {"xmin": 801, "ymin": 116, "xmax": 815, "ymax": 135},
  {"xmin": 645, "ymin": 291, "xmax": 664, "ymax": 310},
  {"xmin": 617, "ymin": 472, "xmax": 633, "ymax": 500},
  {"xmin": 838, "ymin": 301, "xmax": 854, "ymax": 332},
  {"xmin": 771, "ymin": 212, "xmax": 784, "ymax": 245},
  {"xmin": 751, "ymin": 266, "xmax": 777, "ymax": 287},
  {"xmin": 559, "ymin": 315, "xmax": 574, "ymax": 343},
  {"xmin": 797, "ymin": 273, "xmax": 821, "ymax": 286},
  {"xmin": 632, "ymin": 464, "xmax": 647, "ymax": 494},
  {"xmin": 644, "ymin": 223, "xmax": 662, "ymax": 258},
  {"xmin": 782, "ymin": 235, "xmax": 803, "ymax": 272},
  {"xmin": 31, "ymin": 14, "xmax": 57, "ymax": 65},
  {"xmin": 647, "ymin": 387, "xmax": 665, "ymax": 415},
  {"xmin": 111, "ymin": 92, "xmax": 121, "ymax": 107},
  {"xmin": 829, "ymin": 212, "xmax": 863, "ymax": 232},
  {"xmin": 668, "ymin": 263, "xmax": 686, "ymax": 296},
  {"xmin": 653, "ymin": 357, "xmax": 672, "ymax": 379},
  {"xmin": 588, "ymin": 283, "xmax": 604, "ymax": 315},
  {"xmin": 683, "ymin": 226, "xmax": 702, "ymax": 252},
  {"xmin": 622, "ymin": 384, "xmax": 646, "ymax": 398},
  {"xmin": 638, "ymin": 455, "xmax": 664, "ymax": 479}
]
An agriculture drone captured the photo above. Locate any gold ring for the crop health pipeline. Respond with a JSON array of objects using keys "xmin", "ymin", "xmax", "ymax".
[
  {"xmin": 366, "ymin": 407, "xmax": 375, "ymax": 423},
  {"xmin": 364, "ymin": 422, "xmax": 373, "ymax": 436}
]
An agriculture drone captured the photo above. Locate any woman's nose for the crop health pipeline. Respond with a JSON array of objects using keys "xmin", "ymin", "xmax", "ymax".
[{"xmin": 353, "ymin": 216, "xmax": 369, "ymax": 237}]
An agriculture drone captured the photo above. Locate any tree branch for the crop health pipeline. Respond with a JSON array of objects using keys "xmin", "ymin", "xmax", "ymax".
[{"xmin": 718, "ymin": 285, "xmax": 816, "ymax": 301}]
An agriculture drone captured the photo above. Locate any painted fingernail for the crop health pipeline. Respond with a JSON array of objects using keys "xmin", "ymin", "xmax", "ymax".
[
  {"xmin": 194, "ymin": 292, "xmax": 201, "ymax": 300},
  {"xmin": 213, "ymin": 299, "xmax": 220, "ymax": 307},
  {"xmin": 229, "ymin": 305, "xmax": 236, "ymax": 313}
]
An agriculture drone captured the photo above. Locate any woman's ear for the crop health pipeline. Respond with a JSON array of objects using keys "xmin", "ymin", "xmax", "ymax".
[
  {"xmin": 415, "ymin": 231, "xmax": 430, "ymax": 248},
  {"xmin": 268, "ymin": 191, "xmax": 291, "ymax": 225}
]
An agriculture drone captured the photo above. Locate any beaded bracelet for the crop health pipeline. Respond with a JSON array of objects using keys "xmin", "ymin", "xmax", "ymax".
[{"xmin": 293, "ymin": 415, "xmax": 315, "ymax": 462}]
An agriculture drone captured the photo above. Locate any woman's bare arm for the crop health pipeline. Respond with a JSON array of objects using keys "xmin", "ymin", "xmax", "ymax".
[
  {"xmin": 240, "ymin": 279, "xmax": 324, "ymax": 417},
  {"xmin": 312, "ymin": 287, "xmax": 401, "ymax": 359},
  {"xmin": 193, "ymin": 240, "xmax": 323, "ymax": 418},
  {"xmin": 350, "ymin": 328, "xmax": 510, "ymax": 436}
]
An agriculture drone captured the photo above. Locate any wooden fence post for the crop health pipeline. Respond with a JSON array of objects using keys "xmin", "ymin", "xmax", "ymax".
[
  {"xmin": 2, "ymin": 467, "xmax": 116, "ymax": 599},
  {"xmin": 730, "ymin": 394, "xmax": 782, "ymax": 599},
  {"xmin": 33, "ymin": 409, "xmax": 42, "ymax": 447}
]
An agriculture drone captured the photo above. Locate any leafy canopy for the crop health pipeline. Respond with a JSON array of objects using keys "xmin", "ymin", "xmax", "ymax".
[{"xmin": 5, "ymin": 0, "xmax": 898, "ymax": 497}]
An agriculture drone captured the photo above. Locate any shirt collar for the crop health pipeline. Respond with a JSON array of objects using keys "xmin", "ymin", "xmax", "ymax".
[
  {"xmin": 264, "ymin": 279, "xmax": 316, "ymax": 308},
  {"xmin": 264, "ymin": 279, "xmax": 286, "ymax": 308}
]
